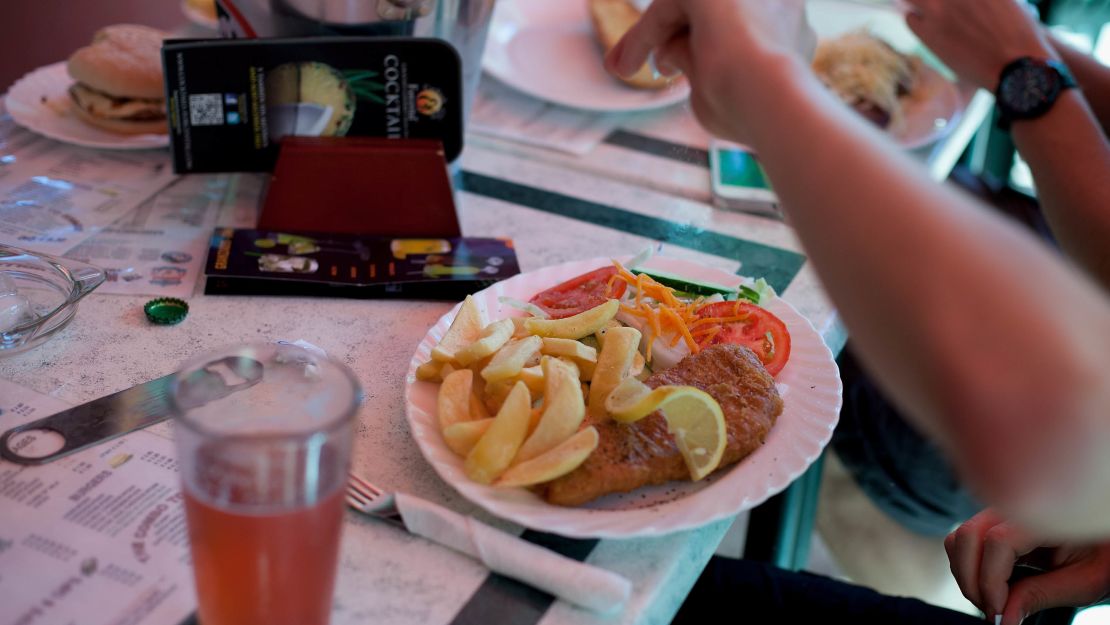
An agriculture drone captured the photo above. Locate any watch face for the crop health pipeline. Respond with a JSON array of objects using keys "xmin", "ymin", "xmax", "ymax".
[{"xmin": 1000, "ymin": 63, "xmax": 1059, "ymax": 115}]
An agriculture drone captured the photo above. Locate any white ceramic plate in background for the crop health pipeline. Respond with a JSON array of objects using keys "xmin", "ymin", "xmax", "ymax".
[
  {"xmin": 404, "ymin": 256, "xmax": 842, "ymax": 539},
  {"xmin": 482, "ymin": 1, "xmax": 691, "ymax": 113},
  {"xmin": 807, "ymin": 0, "xmax": 966, "ymax": 149},
  {"xmin": 5, "ymin": 62, "xmax": 169, "ymax": 151}
]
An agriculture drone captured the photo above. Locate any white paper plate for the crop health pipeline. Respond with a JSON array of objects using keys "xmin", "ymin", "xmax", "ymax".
[
  {"xmin": 807, "ymin": 0, "xmax": 966, "ymax": 149},
  {"xmin": 5, "ymin": 62, "xmax": 169, "ymax": 150},
  {"xmin": 404, "ymin": 257, "xmax": 842, "ymax": 539},
  {"xmin": 482, "ymin": 1, "xmax": 691, "ymax": 113}
]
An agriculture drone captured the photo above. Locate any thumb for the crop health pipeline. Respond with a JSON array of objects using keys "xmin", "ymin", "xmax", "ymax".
[{"xmin": 1002, "ymin": 565, "xmax": 1106, "ymax": 625}]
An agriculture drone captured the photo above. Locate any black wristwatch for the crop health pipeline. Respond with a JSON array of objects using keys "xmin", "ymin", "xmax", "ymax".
[{"xmin": 995, "ymin": 57, "xmax": 1078, "ymax": 130}]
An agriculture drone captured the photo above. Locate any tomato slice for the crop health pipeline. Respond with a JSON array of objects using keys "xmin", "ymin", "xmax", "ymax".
[
  {"xmin": 694, "ymin": 301, "xmax": 791, "ymax": 376},
  {"xmin": 529, "ymin": 267, "xmax": 627, "ymax": 319}
]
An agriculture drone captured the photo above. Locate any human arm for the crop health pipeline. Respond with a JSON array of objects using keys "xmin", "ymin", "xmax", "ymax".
[
  {"xmin": 945, "ymin": 509, "xmax": 1110, "ymax": 625},
  {"xmin": 609, "ymin": 0, "xmax": 1110, "ymax": 537},
  {"xmin": 904, "ymin": 0, "xmax": 1110, "ymax": 287},
  {"xmin": 1050, "ymin": 32, "xmax": 1110, "ymax": 132}
]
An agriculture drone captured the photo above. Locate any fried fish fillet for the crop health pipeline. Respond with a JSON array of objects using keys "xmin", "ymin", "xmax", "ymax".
[{"xmin": 536, "ymin": 344, "xmax": 784, "ymax": 506}]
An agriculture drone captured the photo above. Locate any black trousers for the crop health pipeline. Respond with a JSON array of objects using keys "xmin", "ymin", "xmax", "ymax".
[{"xmin": 672, "ymin": 557, "xmax": 984, "ymax": 625}]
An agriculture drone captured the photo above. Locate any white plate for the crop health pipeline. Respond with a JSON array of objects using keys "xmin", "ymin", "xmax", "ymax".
[
  {"xmin": 482, "ymin": 1, "xmax": 691, "ymax": 113},
  {"xmin": 807, "ymin": 0, "xmax": 966, "ymax": 149},
  {"xmin": 5, "ymin": 62, "xmax": 169, "ymax": 151},
  {"xmin": 404, "ymin": 257, "xmax": 842, "ymax": 539}
]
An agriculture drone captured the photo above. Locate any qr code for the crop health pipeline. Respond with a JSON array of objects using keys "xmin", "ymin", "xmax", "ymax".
[{"xmin": 189, "ymin": 94, "xmax": 224, "ymax": 126}]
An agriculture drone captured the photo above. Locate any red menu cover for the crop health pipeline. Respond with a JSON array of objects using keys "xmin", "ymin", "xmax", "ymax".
[{"xmin": 258, "ymin": 137, "xmax": 461, "ymax": 238}]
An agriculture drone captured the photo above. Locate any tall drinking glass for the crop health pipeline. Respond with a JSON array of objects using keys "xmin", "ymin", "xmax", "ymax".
[{"xmin": 170, "ymin": 343, "xmax": 362, "ymax": 625}]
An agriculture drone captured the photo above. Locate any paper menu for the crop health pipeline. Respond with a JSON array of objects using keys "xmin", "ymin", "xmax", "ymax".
[
  {"xmin": 61, "ymin": 175, "xmax": 231, "ymax": 300},
  {"xmin": 0, "ymin": 107, "xmax": 177, "ymax": 257},
  {"xmin": 470, "ymin": 78, "xmax": 621, "ymax": 155},
  {"xmin": 0, "ymin": 380, "xmax": 194, "ymax": 625}
]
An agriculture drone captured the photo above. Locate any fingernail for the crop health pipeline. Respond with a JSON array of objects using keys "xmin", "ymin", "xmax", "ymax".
[{"xmin": 646, "ymin": 51, "xmax": 663, "ymax": 80}]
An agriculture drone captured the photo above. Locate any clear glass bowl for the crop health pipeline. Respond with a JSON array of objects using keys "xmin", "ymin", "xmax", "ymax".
[{"xmin": 0, "ymin": 244, "xmax": 105, "ymax": 356}]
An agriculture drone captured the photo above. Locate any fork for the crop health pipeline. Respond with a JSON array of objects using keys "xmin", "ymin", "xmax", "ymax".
[
  {"xmin": 346, "ymin": 473, "xmax": 405, "ymax": 526},
  {"xmin": 344, "ymin": 472, "xmax": 632, "ymax": 614}
]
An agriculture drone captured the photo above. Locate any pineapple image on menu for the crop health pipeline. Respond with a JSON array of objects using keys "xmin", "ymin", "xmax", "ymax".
[{"xmin": 265, "ymin": 62, "xmax": 356, "ymax": 141}]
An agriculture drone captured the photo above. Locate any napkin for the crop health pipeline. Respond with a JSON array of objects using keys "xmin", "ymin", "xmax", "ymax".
[{"xmin": 383, "ymin": 492, "xmax": 632, "ymax": 614}]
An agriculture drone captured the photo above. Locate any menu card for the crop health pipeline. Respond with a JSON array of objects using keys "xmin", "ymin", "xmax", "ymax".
[
  {"xmin": 203, "ymin": 228, "xmax": 520, "ymax": 299},
  {"xmin": 162, "ymin": 37, "xmax": 464, "ymax": 173},
  {"xmin": 0, "ymin": 380, "xmax": 194, "ymax": 625}
]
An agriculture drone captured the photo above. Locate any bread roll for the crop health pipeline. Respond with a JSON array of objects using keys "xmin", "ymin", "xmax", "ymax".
[
  {"xmin": 67, "ymin": 24, "xmax": 166, "ymax": 99},
  {"xmin": 66, "ymin": 24, "xmax": 168, "ymax": 135}
]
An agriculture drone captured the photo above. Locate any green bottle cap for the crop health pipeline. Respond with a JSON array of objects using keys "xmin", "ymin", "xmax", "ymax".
[{"xmin": 144, "ymin": 298, "xmax": 189, "ymax": 325}]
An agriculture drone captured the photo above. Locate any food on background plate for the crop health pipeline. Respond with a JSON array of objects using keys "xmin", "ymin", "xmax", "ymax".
[
  {"xmin": 812, "ymin": 30, "xmax": 921, "ymax": 130},
  {"xmin": 588, "ymin": 0, "xmax": 676, "ymax": 90},
  {"xmin": 66, "ymin": 24, "xmax": 169, "ymax": 135},
  {"xmin": 186, "ymin": 0, "xmax": 218, "ymax": 21},
  {"xmin": 417, "ymin": 260, "xmax": 791, "ymax": 506}
]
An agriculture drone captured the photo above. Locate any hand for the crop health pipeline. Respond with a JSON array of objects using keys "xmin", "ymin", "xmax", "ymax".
[
  {"xmin": 945, "ymin": 509, "xmax": 1110, "ymax": 625},
  {"xmin": 905, "ymin": 0, "xmax": 1058, "ymax": 91},
  {"xmin": 604, "ymin": 0, "xmax": 817, "ymax": 143}
]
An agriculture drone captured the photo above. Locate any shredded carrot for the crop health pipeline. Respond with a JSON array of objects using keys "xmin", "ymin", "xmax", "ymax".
[
  {"xmin": 660, "ymin": 306, "xmax": 698, "ymax": 351},
  {"xmin": 689, "ymin": 313, "xmax": 750, "ymax": 330},
  {"xmin": 609, "ymin": 259, "xmax": 727, "ymax": 361}
]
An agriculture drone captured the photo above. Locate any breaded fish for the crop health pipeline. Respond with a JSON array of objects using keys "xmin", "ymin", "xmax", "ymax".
[{"xmin": 537, "ymin": 344, "xmax": 784, "ymax": 506}]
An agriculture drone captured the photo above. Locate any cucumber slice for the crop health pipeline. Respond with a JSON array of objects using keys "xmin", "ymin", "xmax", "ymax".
[{"xmin": 630, "ymin": 269, "xmax": 738, "ymax": 297}]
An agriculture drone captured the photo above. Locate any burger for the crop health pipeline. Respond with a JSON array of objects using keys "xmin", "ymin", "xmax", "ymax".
[{"xmin": 66, "ymin": 24, "xmax": 168, "ymax": 135}]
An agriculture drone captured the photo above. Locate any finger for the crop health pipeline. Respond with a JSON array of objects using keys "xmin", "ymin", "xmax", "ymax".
[
  {"xmin": 609, "ymin": 0, "xmax": 689, "ymax": 77},
  {"xmin": 1003, "ymin": 562, "xmax": 1110, "ymax": 625},
  {"xmin": 948, "ymin": 510, "xmax": 1005, "ymax": 610},
  {"xmin": 978, "ymin": 523, "xmax": 1042, "ymax": 617},
  {"xmin": 653, "ymin": 32, "xmax": 692, "ymax": 78},
  {"xmin": 904, "ymin": 9, "xmax": 925, "ymax": 34}
]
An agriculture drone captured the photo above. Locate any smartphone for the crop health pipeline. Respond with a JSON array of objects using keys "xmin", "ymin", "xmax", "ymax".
[{"xmin": 709, "ymin": 140, "xmax": 780, "ymax": 216}]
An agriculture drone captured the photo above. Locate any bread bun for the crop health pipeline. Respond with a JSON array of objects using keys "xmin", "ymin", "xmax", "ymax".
[
  {"xmin": 67, "ymin": 24, "xmax": 167, "ymax": 99},
  {"xmin": 588, "ymin": 0, "xmax": 673, "ymax": 90},
  {"xmin": 70, "ymin": 101, "xmax": 168, "ymax": 135}
]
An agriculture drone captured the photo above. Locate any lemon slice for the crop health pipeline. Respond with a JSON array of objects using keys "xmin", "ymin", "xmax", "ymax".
[{"xmin": 604, "ymin": 377, "xmax": 727, "ymax": 481}]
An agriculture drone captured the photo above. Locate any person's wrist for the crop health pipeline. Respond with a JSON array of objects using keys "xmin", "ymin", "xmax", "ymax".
[{"xmin": 988, "ymin": 37, "xmax": 1060, "ymax": 90}]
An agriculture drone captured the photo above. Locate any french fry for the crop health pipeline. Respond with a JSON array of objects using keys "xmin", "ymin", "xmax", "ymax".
[
  {"xmin": 469, "ymin": 391, "xmax": 490, "ymax": 421},
  {"xmin": 440, "ymin": 362, "xmax": 457, "ymax": 381},
  {"xmin": 594, "ymin": 319, "xmax": 622, "ymax": 346},
  {"xmin": 515, "ymin": 357, "xmax": 586, "ymax": 463},
  {"xmin": 415, "ymin": 360, "xmax": 442, "ymax": 382},
  {"xmin": 455, "ymin": 318, "xmax": 515, "ymax": 366},
  {"xmin": 437, "ymin": 369, "xmax": 473, "ymax": 430},
  {"xmin": 443, "ymin": 418, "xmax": 494, "ymax": 456},
  {"xmin": 481, "ymin": 335, "xmax": 543, "ymax": 383},
  {"xmin": 518, "ymin": 365, "xmax": 546, "ymax": 395},
  {"xmin": 540, "ymin": 338, "xmax": 597, "ymax": 365},
  {"xmin": 497, "ymin": 426, "xmax": 600, "ymax": 487},
  {"xmin": 629, "ymin": 351, "xmax": 645, "ymax": 378},
  {"xmin": 523, "ymin": 299, "xmax": 620, "ymax": 340},
  {"xmin": 431, "ymin": 295, "xmax": 485, "ymax": 364},
  {"xmin": 465, "ymin": 381, "xmax": 532, "ymax": 484},
  {"xmin": 483, "ymin": 379, "xmax": 515, "ymax": 414},
  {"xmin": 528, "ymin": 406, "xmax": 543, "ymax": 437},
  {"xmin": 510, "ymin": 317, "xmax": 532, "ymax": 339},
  {"xmin": 554, "ymin": 357, "xmax": 582, "ymax": 381},
  {"xmin": 587, "ymin": 326, "xmax": 642, "ymax": 418}
]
